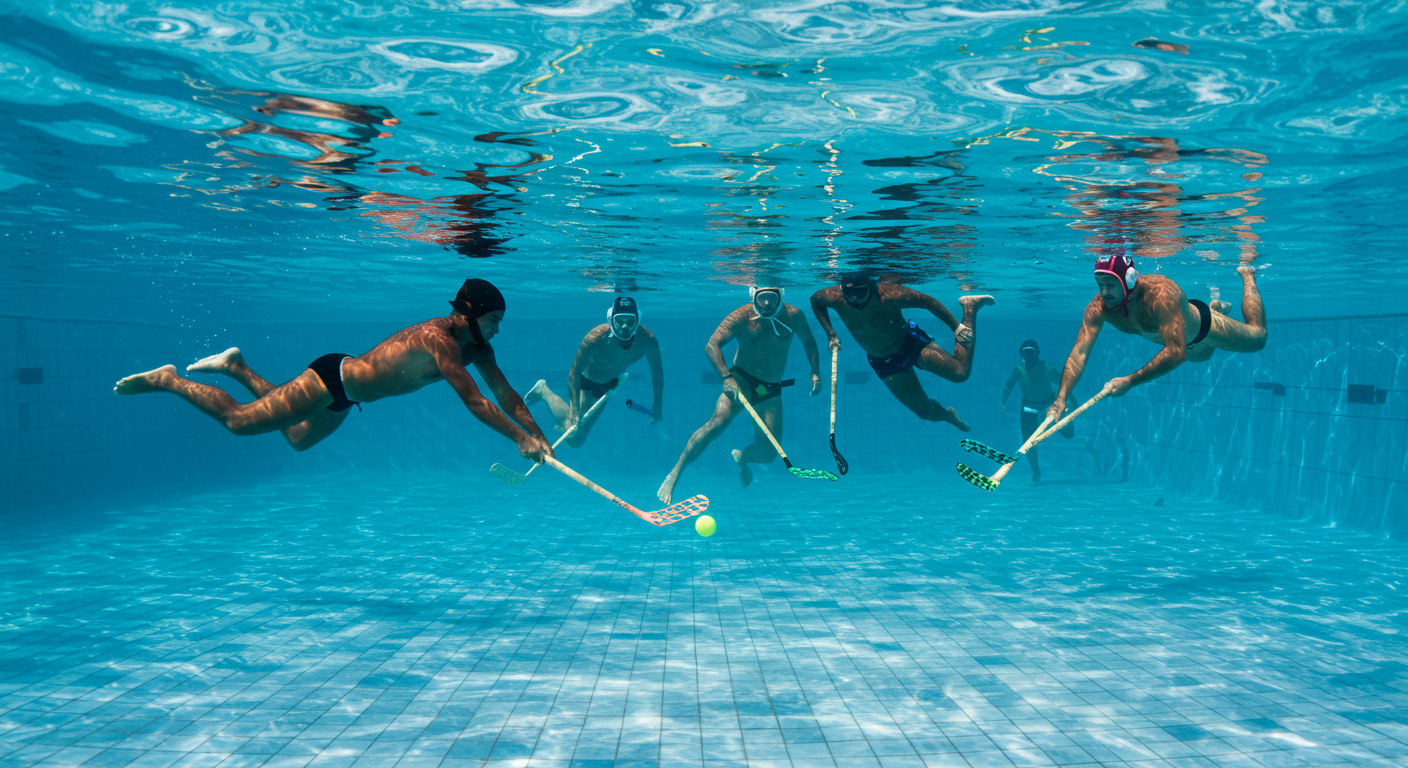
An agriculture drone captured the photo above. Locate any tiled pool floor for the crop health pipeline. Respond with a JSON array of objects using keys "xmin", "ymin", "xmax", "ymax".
[{"xmin": 2, "ymin": 469, "xmax": 1407, "ymax": 768}]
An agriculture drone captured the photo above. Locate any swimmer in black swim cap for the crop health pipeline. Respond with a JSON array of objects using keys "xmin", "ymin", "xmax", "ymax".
[
  {"xmin": 116, "ymin": 279, "xmax": 554, "ymax": 464},
  {"xmin": 810, "ymin": 275, "xmax": 995, "ymax": 435},
  {"xmin": 523, "ymin": 295, "xmax": 665, "ymax": 450}
]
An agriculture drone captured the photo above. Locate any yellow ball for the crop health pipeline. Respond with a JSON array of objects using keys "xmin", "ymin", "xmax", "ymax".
[{"xmin": 695, "ymin": 515, "xmax": 717, "ymax": 537}]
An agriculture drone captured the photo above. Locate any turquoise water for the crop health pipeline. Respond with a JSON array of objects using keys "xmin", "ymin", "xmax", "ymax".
[
  {"xmin": 3, "ymin": 3, "xmax": 1408, "ymax": 767},
  {"xmin": 0, "ymin": 2, "xmax": 1404, "ymax": 321},
  {"xmin": 6, "ymin": 476, "xmax": 1408, "ymax": 767}
]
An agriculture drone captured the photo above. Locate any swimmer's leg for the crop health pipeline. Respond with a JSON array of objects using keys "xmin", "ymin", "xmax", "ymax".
[
  {"xmin": 733, "ymin": 399, "xmax": 782, "ymax": 489},
  {"xmin": 528, "ymin": 380, "xmax": 570, "ymax": 431},
  {"xmin": 881, "ymin": 370, "xmax": 971, "ymax": 433},
  {"xmin": 658, "ymin": 392, "xmax": 740, "ymax": 504},
  {"xmin": 187, "ymin": 348, "xmax": 346, "ymax": 451},
  {"xmin": 1209, "ymin": 267, "xmax": 1268, "ymax": 353},
  {"xmin": 115, "ymin": 365, "xmax": 332, "ymax": 436}
]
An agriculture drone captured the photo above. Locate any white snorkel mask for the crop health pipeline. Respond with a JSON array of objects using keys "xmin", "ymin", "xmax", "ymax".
[
  {"xmin": 749, "ymin": 286, "xmax": 791, "ymax": 336},
  {"xmin": 607, "ymin": 296, "xmax": 640, "ymax": 348}
]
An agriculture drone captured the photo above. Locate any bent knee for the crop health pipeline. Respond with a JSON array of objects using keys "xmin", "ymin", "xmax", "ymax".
[
  {"xmin": 948, "ymin": 369, "xmax": 971, "ymax": 384},
  {"xmin": 1249, "ymin": 329, "xmax": 1268, "ymax": 351}
]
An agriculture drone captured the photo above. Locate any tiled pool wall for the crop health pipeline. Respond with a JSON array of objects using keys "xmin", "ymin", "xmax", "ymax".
[{"xmin": 3, "ymin": 310, "xmax": 1404, "ymax": 535}]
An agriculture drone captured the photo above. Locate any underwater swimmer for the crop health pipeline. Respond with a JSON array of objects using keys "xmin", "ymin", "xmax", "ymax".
[
  {"xmin": 998, "ymin": 339, "xmax": 1074, "ymax": 484},
  {"xmin": 658, "ymin": 286, "xmax": 821, "ymax": 504},
  {"xmin": 114, "ymin": 279, "xmax": 553, "ymax": 461},
  {"xmin": 524, "ymin": 296, "xmax": 664, "ymax": 447},
  {"xmin": 810, "ymin": 273, "xmax": 994, "ymax": 434},
  {"xmin": 1047, "ymin": 253, "xmax": 1267, "ymax": 422}
]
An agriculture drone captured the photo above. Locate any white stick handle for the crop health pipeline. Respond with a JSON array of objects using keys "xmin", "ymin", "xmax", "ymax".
[
  {"xmin": 734, "ymin": 390, "xmax": 787, "ymax": 460},
  {"xmin": 524, "ymin": 377, "xmax": 623, "ymax": 477},
  {"xmin": 542, "ymin": 456, "xmax": 653, "ymax": 522},
  {"xmin": 989, "ymin": 388, "xmax": 1109, "ymax": 484},
  {"xmin": 829, "ymin": 347, "xmax": 839, "ymax": 433}
]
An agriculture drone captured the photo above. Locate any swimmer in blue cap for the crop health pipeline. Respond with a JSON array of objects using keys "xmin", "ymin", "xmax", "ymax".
[{"xmin": 115, "ymin": 279, "xmax": 553, "ymax": 461}]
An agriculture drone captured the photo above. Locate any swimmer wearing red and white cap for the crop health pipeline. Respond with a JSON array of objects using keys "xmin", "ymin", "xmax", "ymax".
[{"xmin": 1047, "ymin": 250, "xmax": 1267, "ymax": 423}]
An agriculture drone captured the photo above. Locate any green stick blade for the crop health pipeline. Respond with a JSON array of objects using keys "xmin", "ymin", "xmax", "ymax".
[
  {"xmin": 489, "ymin": 463, "xmax": 529, "ymax": 486},
  {"xmin": 789, "ymin": 467, "xmax": 840, "ymax": 481},
  {"xmin": 956, "ymin": 462, "xmax": 998, "ymax": 492},
  {"xmin": 960, "ymin": 439, "xmax": 1017, "ymax": 465}
]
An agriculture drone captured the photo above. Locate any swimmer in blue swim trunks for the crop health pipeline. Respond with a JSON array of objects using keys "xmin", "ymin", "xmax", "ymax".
[
  {"xmin": 811, "ymin": 273, "xmax": 994, "ymax": 433},
  {"xmin": 1047, "ymin": 253, "xmax": 1267, "ymax": 423},
  {"xmin": 114, "ymin": 279, "xmax": 554, "ymax": 462}
]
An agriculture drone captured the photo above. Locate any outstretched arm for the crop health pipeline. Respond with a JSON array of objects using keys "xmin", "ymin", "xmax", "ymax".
[
  {"xmin": 644, "ymin": 331, "xmax": 664, "ymax": 424},
  {"xmin": 999, "ymin": 367, "xmax": 1019, "ymax": 414},
  {"xmin": 1111, "ymin": 289, "xmax": 1188, "ymax": 395},
  {"xmin": 810, "ymin": 288, "xmax": 842, "ymax": 351},
  {"xmin": 791, "ymin": 306, "xmax": 823, "ymax": 395},
  {"xmin": 436, "ymin": 342, "xmax": 551, "ymax": 462},
  {"xmin": 1049, "ymin": 300, "xmax": 1105, "ymax": 420}
]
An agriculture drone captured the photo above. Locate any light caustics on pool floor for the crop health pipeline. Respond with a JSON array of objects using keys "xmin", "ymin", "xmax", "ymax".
[{"xmin": 2, "ymin": 473, "xmax": 1406, "ymax": 767}]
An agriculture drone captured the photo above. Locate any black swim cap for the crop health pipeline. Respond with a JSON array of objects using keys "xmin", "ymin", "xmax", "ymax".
[
  {"xmin": 1020, "ymin": 339, "xmax": 1039, "ymax": 358},
  {"xmin": 840, "ymin": 272, "xmax": 875, "ymax": 310},
  {"xmin": 450, "ymin": 278, "xmax": 505, "ymax": 318}
]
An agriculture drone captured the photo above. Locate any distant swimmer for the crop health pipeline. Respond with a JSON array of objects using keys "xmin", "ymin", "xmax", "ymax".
[
  {"xmin": 1047, "ymin": 252, "xmax": 1266, "ymax": 422},
  {"xmin": 657, "ymin": 287, "xmax": 821, "ymax": 504},
  {"xmin": 810, "ymin": 273, "xmax": 994, "ymax": 434},
  {"xmin": 524, "ymin": 296, "xmax": 663, "ymax": 447},
  {"xmin": 114, "ymin": 279, "xmax": 553, "ymax": 461},
  {"xmin": 998, "ymin": 339, "xmax": 1074, "ymax": 484}
]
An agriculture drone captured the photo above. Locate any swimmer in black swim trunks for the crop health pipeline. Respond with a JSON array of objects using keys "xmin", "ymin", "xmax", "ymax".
[
  {"xmin": 1047, "ymin": 251, "xmax": 1268, "ymax": 422},
  {"xmin": 524, "ymin": 296, "xmax": 664, "ymax": 449},
  {"xmin": 998, "ymin": 340, "xmax": 1074, "ymax": 484},
  {"xmin": 658, "ymin": 286, "xmax": 821, "ymax": 504},
  {"xmin": 811, "ymin": 274, "xmax": 994, "ymax": 434},
  {"xmin": 114, "ymin": 279, "xmax": 553, "ymax": 461}
]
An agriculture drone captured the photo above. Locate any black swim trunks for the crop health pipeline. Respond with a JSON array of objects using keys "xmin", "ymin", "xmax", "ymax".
[
  {"xmin": 867, "ymin": 321, "xmax": 934, "ymax": 380},
  {"xmin": 579, "ymin": 374, "xmax": 619, "ymax": 402},
  {"xmin": 1187, "ymin": 299, "xmax": 1212, "ymax": 348},
  {"xmin": 730, "ymin": 365, "xmax": 793, "ymax": 404},
  {"xmin": 308, "ymin": 353, "xmax": 360, "ymax": 412}
]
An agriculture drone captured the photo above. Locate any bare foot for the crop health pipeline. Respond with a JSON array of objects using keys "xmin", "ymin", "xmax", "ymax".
[
  {"xmin": 959, "ymin": 294, "xmax": 996, "ymax": 311},
  {"xmin": 1237, "ymin": 265, "xmax": 1257, "ymax": 281},
  {"xmin": 187, "ymin": 347, "xmax": 242, "ymax": 375},
  {"xmin": 1211, "ymin": 299, "xmax": 1232, "ymax": 314},
  {"xmin": 1031, "ymin": 468, "xmax": 1041, "ymax": 485},
  {"xmin": 732, "ymin": 449, "xmax": 753, "ymax": 489},
  {"xmin": 943, "ymin": 406, "xmax": 972, "ymax": 432},
  {"xmin": 657, "ymin": 473, "xmax": 677, "ymax": 505},
  {"xmin": 524, "ymin": 379, "xmax": 548, "ymax": 406},
  {"xmin": 114, "ymin": 365, "xmax": 178, "ymax": 395}
]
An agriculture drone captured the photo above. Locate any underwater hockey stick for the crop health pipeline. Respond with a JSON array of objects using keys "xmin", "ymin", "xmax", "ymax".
[
  {"xmin": 734, "ymin": 387, "xmax": 838, "ymax": 481},
  {"xmin": 490, "ymin": 375, "xmax": 627, "ymax": 486},
  {"xmin": 957, "ymin": 387, "xmax": 1110, "ymax": 492},
  {"xmin": 625, "ymin": 399, "xmax": 652, "ymax": 416},
  {"xmin": 542, "ymin": 456, "xmax": 709, "ymax": 526},
  {"xmin": 829, "ymin": 347, "xmax": 849, "ymax": 475}
]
